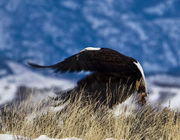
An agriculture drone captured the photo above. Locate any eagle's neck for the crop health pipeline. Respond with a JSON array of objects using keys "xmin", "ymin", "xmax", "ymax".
[{"xmin": 133, "ymin": 61, "xmax": 147, "ymax": 92}]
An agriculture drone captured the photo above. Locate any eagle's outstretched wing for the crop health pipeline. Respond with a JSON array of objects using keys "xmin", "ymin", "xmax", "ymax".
[{"xmin": 28, "ymin": 48, "xmax": 139, "ymax": 75}]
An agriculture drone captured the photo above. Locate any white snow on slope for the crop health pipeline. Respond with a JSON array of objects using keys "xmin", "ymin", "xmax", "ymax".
[
  {"xmin": 0, "ymin": 62, "xmax": 180, "ymax": 110},
  {"xmin": 148, "ymin": 74, "xmax": 180, "ymax": 86},
  {"xmin": 0, "ymin": 61, "xmax": 75, "ymax": 105},
  {"xmin": 147, "ymin": 74, "xmax": 180, "ymax": 110},
  {"xmin": 113, "ymin": 94, "xmax": 140, "ymax": 116},
  {"xmin": 34, "ymin": 135, "xmax": 82, "ymax": 140},
  {"xmin": 148, "ymin": 84, "xmax": 180, "ymax": 109},
  {"xmin": 0, "ymin": 134, "xmax": 117, "ymax": 140},
  {"xmin": 0, "ymin": 134, "xmax": 118, "ymax": 140},
  {"xmin": 114, "ymin": 74, "xmax": 180, "ymax": 114},
  {"xmin": 0, "ymin": 134, "xmax": 82, "ymax": 140}
]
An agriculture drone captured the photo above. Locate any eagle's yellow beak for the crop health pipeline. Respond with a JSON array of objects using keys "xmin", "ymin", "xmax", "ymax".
[
  {"xmin": 136, "ymin": 80, "xmax": 147, "ymax": 105},
  {"xmin": 139, "ymin": 92, "xmax": 147, "ymax": 105}
]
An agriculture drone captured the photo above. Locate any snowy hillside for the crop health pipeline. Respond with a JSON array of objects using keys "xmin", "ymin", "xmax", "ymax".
[
  {"xmin": 0, "ymin": 62, "xmax": 179, "ymax": 109},
  {"xmin": 0, "ymin": 61, "xmax": 75, "ymax": 105},
  {"xmin": 0, "ymin": 134, "xmax": 82, "ymax": 140}
]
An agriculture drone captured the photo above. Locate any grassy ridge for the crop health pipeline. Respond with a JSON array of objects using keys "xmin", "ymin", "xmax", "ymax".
[{"xmin": 0, "ymin": 92, "xmax": 180, "ymax": 140}]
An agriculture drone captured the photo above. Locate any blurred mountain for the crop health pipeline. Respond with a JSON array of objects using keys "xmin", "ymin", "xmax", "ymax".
[{"xmin": 0, "ymin": 0, "xmax": 179, "ymax": 74}]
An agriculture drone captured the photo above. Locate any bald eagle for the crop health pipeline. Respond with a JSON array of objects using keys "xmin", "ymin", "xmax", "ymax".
[{"xmin": 28, "ymin": 47, "xmax": 147, "ymax": 108}]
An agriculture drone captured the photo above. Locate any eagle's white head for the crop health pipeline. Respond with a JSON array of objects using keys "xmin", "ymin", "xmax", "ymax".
[
  {"xmin": 134, "ymin": 61, "xmax": 147, "ymax": 105},
  {"xmin": 81, "ymin": 47, "xmax": 101, "ymax": 52}
]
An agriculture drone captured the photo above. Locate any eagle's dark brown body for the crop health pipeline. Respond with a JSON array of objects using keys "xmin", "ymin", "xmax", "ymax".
[
  {"xmin": 58, "ymin": 72, "xmax": 137, "ymax": 108},
  {"xmin": 28, "ymin": 47, "xmax": 147, "ymax": 108}
]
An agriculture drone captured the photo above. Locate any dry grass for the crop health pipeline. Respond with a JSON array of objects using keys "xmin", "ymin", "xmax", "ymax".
[{"xmin": 0, "ymin": 92, "xmax": 180, "ymax": 140}]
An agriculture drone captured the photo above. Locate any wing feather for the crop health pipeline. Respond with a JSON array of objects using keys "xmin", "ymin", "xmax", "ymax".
[{"xmin": 28, "ymin": 48, "xmax": 139, "ymax": 74}]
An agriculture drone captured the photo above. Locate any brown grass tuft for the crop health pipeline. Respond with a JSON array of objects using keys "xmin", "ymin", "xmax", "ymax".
[{"xmin": 0, "ymin": 91, "xmax": 180, "ymax": 140}]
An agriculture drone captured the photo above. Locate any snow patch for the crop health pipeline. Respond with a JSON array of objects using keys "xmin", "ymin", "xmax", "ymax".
[
  {"xmin": 113, "ymin": 94, "xmax": 139, "ymax": 116},
  {"xmin": 0, "ymin": 61, "xmax": 75, "ymax": 105},
  {"xmin": 105, "ymin": 138, "xmax": 118, "ymax": 140},
  {"xmin": 147, "ymin": 74, "xmax": 180, "ymax": 109},
  {"xmin": 6, "ymin": 61, "xmax": 75, "ymax": 89},
  {"xmin": 34, "ymin": 135, "xmax": 81, "ymax": 140},
  {"xmin": 148, "ymin": 74, "xmax": 180, "ymax": 86},
  {"xmin": 0, "ymin": 134, "xmax": 15, "ymax": 140},
  {"xmin": 148, "ymin": 84, "xmax": 180, "ymax": 109},
  {"xmin": 0, "ymin": 134, "xmax": 82, "ymax": 140}
]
